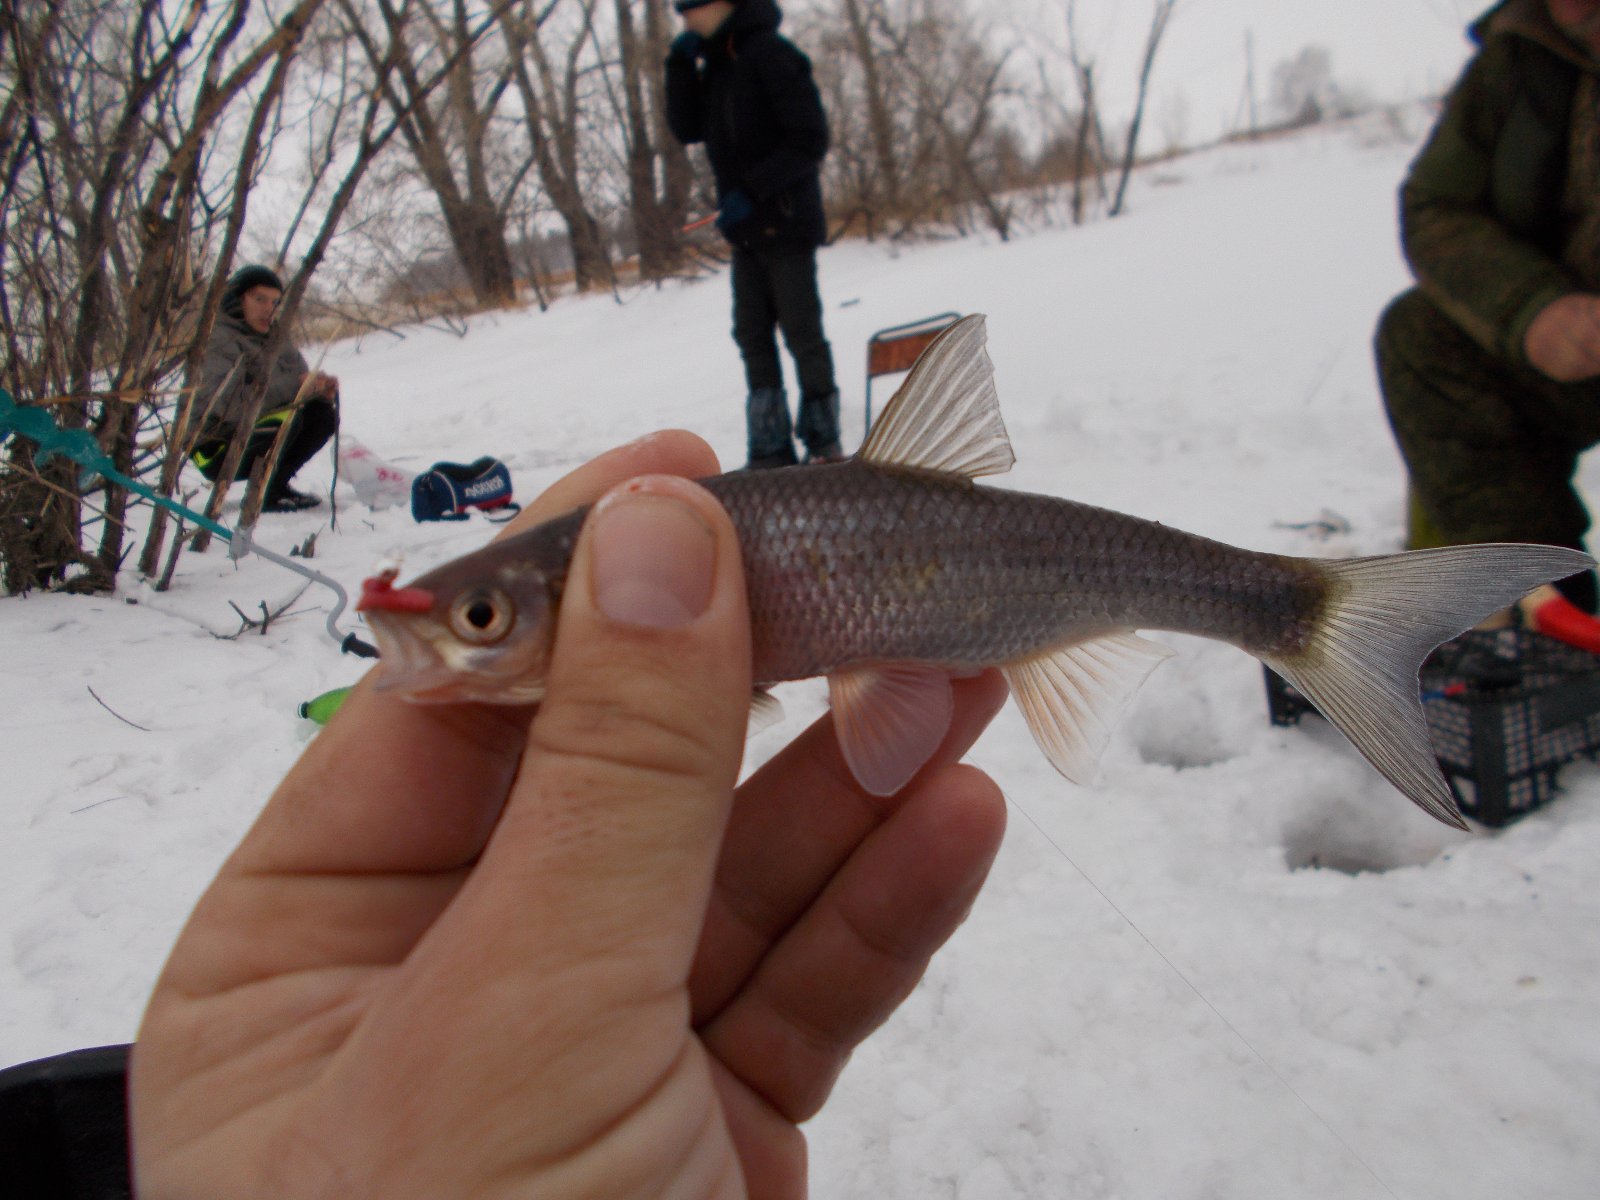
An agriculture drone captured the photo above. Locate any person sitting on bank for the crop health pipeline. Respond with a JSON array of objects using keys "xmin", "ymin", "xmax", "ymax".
[
  {"xmin": 1375, "ymin": 0, "xmax": 1600, "ymax": 647},
  {"xmin": 188, "ymin": 265, "xmax": 338, "ymax": 513}
]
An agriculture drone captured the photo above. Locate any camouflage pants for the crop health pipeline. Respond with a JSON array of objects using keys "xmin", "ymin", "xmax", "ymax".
[{"xmin": 1376, "ymin": 287, "xmax": 1600, "ymax": 553}]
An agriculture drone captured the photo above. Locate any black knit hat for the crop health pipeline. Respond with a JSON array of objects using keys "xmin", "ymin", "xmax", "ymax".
[
  {"xmin": 221, "ymin": 264, "xmax": 284, "ymax": 318},
  {"xmin": 673, "ymin": 0, "xmax": 724, "ymax": 11}
]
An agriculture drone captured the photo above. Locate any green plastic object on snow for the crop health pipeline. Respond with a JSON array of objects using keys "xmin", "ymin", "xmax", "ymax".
[{"xmin": 299, "ymin": 686, "xmax": 354, "ymax": 724}]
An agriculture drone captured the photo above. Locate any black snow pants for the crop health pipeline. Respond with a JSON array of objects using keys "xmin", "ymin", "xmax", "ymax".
[
  {"xmin": 191, "ymin": 394, "xmax": 338, "ymax": 497},
  {"xmin": 731, "ymin": 246, "xmax": 840, "ymax": 460}
]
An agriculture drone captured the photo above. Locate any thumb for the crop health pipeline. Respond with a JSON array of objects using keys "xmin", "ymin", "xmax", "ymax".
[{"xmin": 463, "ymin": 473, "xmax": 752, "ymax": 987}]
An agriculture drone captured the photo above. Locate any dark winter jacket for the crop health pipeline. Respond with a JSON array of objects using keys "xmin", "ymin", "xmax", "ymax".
[
  {"xmin": 189, "ymin": 312, "xmax": 313, "ymax": 440},
  {"xmin": 663, "ymin": 0, "xmax": 829, "ymax": 251},
  {"xmin": 1399, "ymin": 0, "xmax": 1600, "ymax": 365}
]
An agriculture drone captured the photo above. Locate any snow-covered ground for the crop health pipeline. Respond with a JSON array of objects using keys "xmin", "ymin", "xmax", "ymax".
[{"xmin": 7, "ymin": 108, "xmax": 1600, "ymax": 1198}]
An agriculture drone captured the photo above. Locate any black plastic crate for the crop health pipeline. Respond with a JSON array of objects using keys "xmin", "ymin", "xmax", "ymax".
[{"xmin": 1264, "ymin": 628, "xmax": 1600, "ymax": 826}]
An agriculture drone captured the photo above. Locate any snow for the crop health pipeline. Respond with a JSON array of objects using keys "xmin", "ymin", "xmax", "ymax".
[{"xmin": 7, "ymin": 108, "xmax": 1600, "ymax": 1198}]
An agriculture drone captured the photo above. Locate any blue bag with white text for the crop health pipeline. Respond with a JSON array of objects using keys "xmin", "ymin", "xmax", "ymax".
[{"xmin": 411, "ymin": 457, "xmax": 519, "ymax": 522}]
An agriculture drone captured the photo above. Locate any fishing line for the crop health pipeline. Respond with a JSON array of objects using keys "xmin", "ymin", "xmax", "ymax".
[{"xmin": 1005, "ymin": 793, "xmax": 1402, "ymax": 1200}]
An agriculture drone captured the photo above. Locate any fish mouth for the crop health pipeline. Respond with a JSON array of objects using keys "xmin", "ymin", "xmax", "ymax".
[
  {"xmin": 364, "ymin": 611, "xmax": 547, "ymax": 705},
  {"xmin": 363, "ymin": 612, "xmax": 452, "ymax": 695}
]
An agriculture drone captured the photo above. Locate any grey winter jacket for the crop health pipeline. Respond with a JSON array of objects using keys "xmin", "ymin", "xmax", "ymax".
[{"xmin": 189, "ymin": 313, "xmax": 312, "ymax": 439}]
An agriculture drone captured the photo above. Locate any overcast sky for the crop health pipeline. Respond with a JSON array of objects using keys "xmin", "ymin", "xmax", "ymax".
[
  {"xmin": 1123, "ymin": 0, "xmax": 1482, "ymax": 141},
  {"xmin": 793, "ymin": 0, "xmax": 1487, "ymax": 147}
]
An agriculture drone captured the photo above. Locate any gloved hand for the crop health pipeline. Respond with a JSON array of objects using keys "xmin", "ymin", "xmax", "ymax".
[
  {"xmin": 668, "ymin": 30, "xmax": 703, "ymax": 61},
  {"xmin": 715, "ymin": 190, "xmax": 754, "ymax": 236}
]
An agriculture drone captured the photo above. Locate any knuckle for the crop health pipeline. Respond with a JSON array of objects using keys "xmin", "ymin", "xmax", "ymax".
[{"xmin": 532, "ymin": 680, "xmax": 731, "ymax": 785}]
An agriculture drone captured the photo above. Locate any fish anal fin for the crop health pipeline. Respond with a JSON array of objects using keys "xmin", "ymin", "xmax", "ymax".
[
  {"xmin": 1000, "ymin": 632, "xmax": 1175, "ymax": 784},
  {"xmin": 858, "ymin": 314, "xmax": 1015, "ymax": 480},
  {"xmin": 828, "ymin": 664, "xmax": 955, "ymax": 796},
  {"xmin": 748, "ymin": 688, "xmax": 785, "ymax": 737}
]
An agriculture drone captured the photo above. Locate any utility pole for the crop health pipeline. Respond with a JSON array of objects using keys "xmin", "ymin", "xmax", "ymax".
[{"xmin": 1244, "ymin": 30, "xmax": 1258, "ymax": 134}]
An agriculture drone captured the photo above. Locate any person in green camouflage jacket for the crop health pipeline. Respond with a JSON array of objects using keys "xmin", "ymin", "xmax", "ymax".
[{"xmin": 1377, "ymin": 0, "xmax": 1600, "ymax": 611}]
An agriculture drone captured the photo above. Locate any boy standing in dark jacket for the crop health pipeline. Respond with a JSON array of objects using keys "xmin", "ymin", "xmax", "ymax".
[
  {"xmin": 665, "ymin": 0, "xmax": 843, "ymax": 468},
  {"xmin": 1377, "ymin": 0, "xmax": 1600, "ymax": 615}
]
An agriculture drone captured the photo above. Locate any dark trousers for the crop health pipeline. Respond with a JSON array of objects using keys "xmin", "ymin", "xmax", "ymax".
[
  {"xmin": 194, "ymin": 395, "xmax": 338, "ymax": 496},
  {"xmin": 1376, "ymin": 288, "xmax": 1600, "ymax": 607},
  {"xmin": 731, "ymin": 247, "xmax": 839, "ymax": 455}
]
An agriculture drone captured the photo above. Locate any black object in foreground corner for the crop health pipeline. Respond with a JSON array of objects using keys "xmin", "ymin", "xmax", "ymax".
[
  {"xmin": 0, "ymin": 1043, "xmax": 132, "ymax": 1198},
  {"xmin": 1267, "ymin": 629, "xmax": 1600, "ymax": 827}
]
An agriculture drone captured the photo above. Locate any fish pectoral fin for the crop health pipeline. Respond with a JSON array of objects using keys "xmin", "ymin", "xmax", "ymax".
[
  {"xmin": 828, "ymin": 664, "xmax": 955, "ymax": 796},
  {"xmin": 1001, "ymin": 632, "xmax": 1175, "ymax": 784},
  {"xmin": 858, "ymin": 314, "xmax": 1015, "ymax": 480},
  {"xmin": 748, "ymin": 688, "xmax": 785, "ymax": 737}
]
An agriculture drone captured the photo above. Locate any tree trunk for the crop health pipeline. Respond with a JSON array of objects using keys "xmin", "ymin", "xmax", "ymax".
[
  {"xmin": 382, "ymin": 0, "xmax": 519, "ymax": 309},
  {"xmin": 842, "ymin": 0, "xmax": 899, "ymax": 222},
  {"xmin": 503, "ymin": 0, "xmax": 612, "ymax": 293},
  {"xmin": 615, "ymin": 0, "xmax": 690, "ymax": 279},
  {"xmin": 1110, "ymin": 0, "xmax": 1179, "ymax": 219}
]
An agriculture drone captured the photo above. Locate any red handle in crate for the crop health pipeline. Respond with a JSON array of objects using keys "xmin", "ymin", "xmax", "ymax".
[{"xmin": 1527, "ymin": 593, "xmax": 1600, "ymax": 655}]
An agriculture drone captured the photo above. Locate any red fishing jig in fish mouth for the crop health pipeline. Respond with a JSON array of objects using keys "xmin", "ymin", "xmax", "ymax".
[{"xmin": 359, "ymin": 569, "xmax": 436, "ymax": 614}]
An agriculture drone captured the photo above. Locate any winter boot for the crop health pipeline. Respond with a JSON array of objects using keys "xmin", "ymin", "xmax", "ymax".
[
  {"xmin": 263, "ymin": 485, "xmax": 322, "ymax": 513},
  {"xmin": 797, "ymin": 389, "xmax": 843, "ymax": 463},
  {"xmin": 746, "ymin": 387, "xmax": 798, "ymax": 469}
]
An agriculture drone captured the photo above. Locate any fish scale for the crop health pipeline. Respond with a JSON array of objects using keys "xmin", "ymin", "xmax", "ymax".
[{"xmin": 703, "ymin": 461, "xmax": 1328, "ymax": 683}]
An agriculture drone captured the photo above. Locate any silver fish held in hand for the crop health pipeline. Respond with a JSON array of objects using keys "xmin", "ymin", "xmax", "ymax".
[{"xmin": 358, "ymin": 315, "xmax": 1593, "ymax": 830}]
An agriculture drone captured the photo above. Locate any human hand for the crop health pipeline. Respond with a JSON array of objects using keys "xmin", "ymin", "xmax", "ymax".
[
  {"xmin": 716, "ymin": 190, "xmax": 754, "ymax": 236},
  {"xmin": 305, "ymin": 370, "xmax": 338, "ymax": 399},
  {"xmin": 131, "ymin": 429, "xmax": 1008, "ymax": 1198},
  {"xmin": 1523, "ymin": 293, "xmax": 1600, "ymax": 382}
]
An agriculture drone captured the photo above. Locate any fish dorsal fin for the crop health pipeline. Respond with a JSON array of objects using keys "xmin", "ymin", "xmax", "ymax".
[
  {"xmin": 828, "ymin": 664, "xmax": 955, "ymax": 796},
  {"xmin": 1000, "ymin": 633, "xmax": 1175, "ymax": 784},
  {"xmin": 858, "ymin": 313, "xmax": 1015, "ymax": 480}
]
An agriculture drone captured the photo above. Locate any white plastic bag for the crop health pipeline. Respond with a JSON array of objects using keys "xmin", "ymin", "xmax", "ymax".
[{"xmin": 337, "ymin": 436, "xmax": 414, "ymax": 511}]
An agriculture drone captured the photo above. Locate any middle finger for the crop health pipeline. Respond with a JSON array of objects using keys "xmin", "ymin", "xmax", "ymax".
[{"xmin": 689, "ymin": 670, "xmax": 1009, "ymax": 1024}]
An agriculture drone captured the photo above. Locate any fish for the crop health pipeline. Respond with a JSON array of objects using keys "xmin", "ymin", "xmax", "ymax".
[{"xmin": 357, "ymin": 314, "xmax": 1594, "ymax": 830}]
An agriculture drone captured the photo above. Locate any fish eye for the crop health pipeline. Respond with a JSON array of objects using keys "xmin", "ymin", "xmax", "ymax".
[{"xmin": 449, "ymin": 588, "xmax": 514, "ymax": 645}]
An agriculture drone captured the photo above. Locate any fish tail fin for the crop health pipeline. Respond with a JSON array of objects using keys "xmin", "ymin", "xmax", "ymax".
[{"xmin": 1263, "ymin": 544, "xmax": 1595, "ymax": 830}]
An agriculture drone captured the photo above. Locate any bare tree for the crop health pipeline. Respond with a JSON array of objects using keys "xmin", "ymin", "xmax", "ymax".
[
  {"xmin": 840, "ymin": 0, "xmax": 902, "ymax": 231},
  {"xmin": 809, "ymin": 0, "xmax": 1019, "ymax": 240},
  {"xmin": 138, "ymin": 13, "xmax": 328, "ymax": 577},
  {"xmin": 501, "ymin": 0, "xmax": 613, "ymax": 292},
  {"xmin": 601, "ymin": 0, "xmax": 694, "ymax": 278},
  {"xmin": 360, "ymin": 0, "xmax": 528, "ymax": 308},
  {"xmin": 1, "ymin": 0, "xmax": 331, "ymax": 594},
  {"xmin": 903, "ymin": 3, "xmax": 1017, "ymax": 238},
  {"xmin": 189, "ymin": 0, "xmax": 500, "ymax": 550},
  {"xmin": 1109, "ymin": 0, "xmax": 1180, "ymax": 218},
  {"xmin": 1267, "ymin": 44, "xmax": 1367, "ymax": 129},
  {"xmin": 1054, "ymin": 0, "xmax": 1109, "ymax": 225}
]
